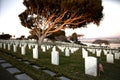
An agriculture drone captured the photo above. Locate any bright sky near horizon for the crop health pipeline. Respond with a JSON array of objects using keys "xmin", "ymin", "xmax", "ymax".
[{"xmin": 0, "ymin": 0, "xmax": 120, "ymax": 38}]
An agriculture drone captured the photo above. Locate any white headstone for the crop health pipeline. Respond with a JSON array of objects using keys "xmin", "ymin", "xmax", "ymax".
[
  {"xmin": 65, "ymin": 48, "xmax": 70, "ymax": 56},
  {"xmin": 33, "ymin": 44, "xmax": 38, "ymax": 59},
  {"xmin": 92, "ymin": 49, "xmax": 96, "ymax": 54},
  {"xmin": 19, "ymin": 43, "xmax": 22, "ymax": 47},
  {"xmin": 13, "ymin": 45, "xmax": 17, "ymax": 52},
  {"xmin": 15, "ymin": 43, "xmax": 19, "ymax": 47},
  {"xmin": 51, "ymin": 46, "xmax": 59, "ymax": 65},
  {"xmin": 114, "ymin": 53, "xmax": 120, "ymax": 59},
  {"xmin": 21, "ymin": 46, "xmax": 26, "ymax": 55},
  {"xmin": 103, "ymin": 50, "xmax": 108, "ymax": 55},
  {"xmin": 52, "ymin": 46, "xmax": 56, "ymax": 51},
  {"xmin": 46, "ymin": 45, "xmax": 50, "ymax": 50},
  {"xmin": 58, "ymin": 46, "xmax": 65, "ymax": 52},
  {"xmin": 70, "ymin": 48, "xmax": 74, "ymax": 53},
  {"xmin": 28, "ymin": 44, "xmax": 32, "ymax": 49},
  {"xmin": 8, "ymin": 44, "xmax": 10, "ymax": 50},
  {"xmin": 41, "ymin": 45, "xmax": 46, "ymax": 52},
  {"xmin": 23, "ymin": 43, "xmax": 27, "ymax": 48},
  {"xmin": 106, "ymin": 53, "xmax": 114, "ymax": 63},
  {"xmin": 3, "ymin": 43, "xmax": 6, "ymax": 49},
  {"xmin": 82, "ymin": 48, "xmax": 88, "ymax": 58},
  {"xmin": 88, "ymin": 48, "xmax": 92, "ymax": 53},
  {"xmin": 96, "ymin": 49, "xmax": 101, "ymax": 57},
  {"xmin": 61, "ymin": 47, "xmax": 65, "ymax": 52},
  {"xmin": 70, "ymin": 47, "xmax": 79, "ymax": 54},
  {"xmin": 85, "ymin": 56, "xmax": 97, "ymax": 77}
]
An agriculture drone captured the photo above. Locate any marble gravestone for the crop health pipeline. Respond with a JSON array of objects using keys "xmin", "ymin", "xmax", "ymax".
[
  {"xmin": 114, "ymin": 52, "xmax": 120, "ymax": 59},
  {"xmin": 21, "ymin": 46, "xmax": 25, "ymax": 55},
  {"xmin": 41, "ymin": 45, "xmax": 46, "ymax": 52},
  {"xmin": 85, "ymin": 56, "xmax": 97, "ymax": 77},
  {"xmin": 96, "ymin": 49, "xmax": 101, "ymax": 57},
  {"xmin": 46, "ymin": 45, "xmax": 50, "ymax": 50},
  {"xmin": 70, "ymin": 47, "xmax": 79, "ymax": 54},
  {"xmin": 103, "ymin": 50, "xmax": 108, "ymax": 55},
  {"xmin": 21, "ymin": 44, "xmax": 26, "ymax": 55},
  {"xmin": 70, "ymin": 47, "xmax": 74, "ymax": 54},
  {"xmin": 92, "ymin": 48, "xmax": 96, "ymax": 54},
  {"xmin": 65, "ymin": 48, "xmax": 70, "ymax": 56},
  {"xmin": 58, "ymin": 46, "xmax": 65, "ymax": 52},
  {"xmin": 13, "ymin": 44, "xmax": 17, "ymax": 52},
  {"xmin": 33, "ymin": 44, "xmax": 38, "ymax": 59},
  {"xmin": 82, "ymin": 48, "xmax": 88, "ymax": 58},
  {"xmin": 7, "ymin": 44, "xmax": 11, "ymax": 50},
  {"xmin": 87, "ymin": 48, "xmax": 92, "ymax": 53},
  {"xmin": 106, "ymin": 53, "xmax": 114, "ymax": 63},
  {"xmin": 51, "ymin": 46, "xmax": 59, "ymax": 65},
  {"xmin": 28, "ymin": 44, "xmax": 32, "ymax": 49},
  {"xmin": 3, "ymin": 43, "xmax": 6, "ymax": 49},
  {"xmin": 21, "ymin": 43, "xmax": 27, "ymax": 55}
]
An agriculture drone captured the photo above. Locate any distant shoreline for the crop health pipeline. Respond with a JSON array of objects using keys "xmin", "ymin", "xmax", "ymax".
[{"xmin": 79, "ymin": 38, "xmax": 120, "ymax": 44}]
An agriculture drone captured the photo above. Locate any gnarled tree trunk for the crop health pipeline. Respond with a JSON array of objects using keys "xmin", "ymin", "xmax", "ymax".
[{"xmin": 38, "ymin": 34, "xmax": 46, "ymax": 47}]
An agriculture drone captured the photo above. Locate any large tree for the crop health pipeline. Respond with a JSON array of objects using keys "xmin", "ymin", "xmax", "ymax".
[
  {"xmin": 19, "ymin": 0, "xmax": 103, "ymax": 46},
  {"xmin": 47, "ymin": 30, "xmax": 66, "ymax": 41},
  {"xmin": 0, "ymin": 34, "xmax": 12, "ymax": 40},
  {"xmin": 70, "ymin": 32, "xmax": 78, "ymax": 43},
  {"xmin": 92, "ymin": 39, "xmax": 110, "ymax": 46}
]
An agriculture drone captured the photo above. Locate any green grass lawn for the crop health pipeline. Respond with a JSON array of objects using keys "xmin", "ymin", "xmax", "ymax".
[{"xmin": 0, "ymin": 45, "xmax": 120, "ymax": 80}]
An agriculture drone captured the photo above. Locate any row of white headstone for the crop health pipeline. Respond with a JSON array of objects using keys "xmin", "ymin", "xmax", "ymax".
[
  {"xmin": 51, "ymin": 47, "xmax": 97, "ymax": 76},
  {"xmin": 82, "ymin": 47, "xmax": 120, "ymax": 76},
  {"xmin": 0, "ymin": 40, "xmax": 120, "ymax": 77},
  {"xmin": 82, "ymin": 48, "xmax": 97, "ymax": 76},
  {"xmin": 0, "ymin": 42, "xmax": 39, "ymax": 59},
  {"xmin": 85, "ymin": 48, "xmax": 120, "ymax": 63}
]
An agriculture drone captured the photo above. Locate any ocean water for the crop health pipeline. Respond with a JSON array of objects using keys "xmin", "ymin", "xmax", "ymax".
[
  {"xmin": 109, "ymin": 43, "xmax": 120, "ymax": 48},
  {"xmin": 83, "ymin": 42, "xmax": 120, "ymax": 49},
  {"xmin": 81, "ymin": 38, "xmax": 120, "ymax": 49}
]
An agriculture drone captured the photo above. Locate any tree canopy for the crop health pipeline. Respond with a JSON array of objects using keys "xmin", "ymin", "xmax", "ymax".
[
  {"xmin": 92, "ymin": 39, "xmax": 110, "ymax": 46},
  {"xmin": 70, "ymin": 32, "xmax": 78, "ymax": 43},
  {"xmin": 0, "ymin": 34, "xmax": 12, "ymax": 40},
  {"xmin": 19, "ymin": 0, "xmax": 103, "ymax": 46},
  {"xmin": 46, "ymin": 30, "xmax": 65, "ymax": 40}
]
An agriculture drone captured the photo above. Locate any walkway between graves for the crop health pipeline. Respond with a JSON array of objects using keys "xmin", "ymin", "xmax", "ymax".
[
  {"xmin": 0, "ymin": 51, "xmax": 70, "ymax": 80},
  {"xmin": 0, "ymin": 57, "xmax": 34, "ymax": 80},
  {"xmin": 0, "ymin": 65, "xmax": 18, "ymax": 80}
]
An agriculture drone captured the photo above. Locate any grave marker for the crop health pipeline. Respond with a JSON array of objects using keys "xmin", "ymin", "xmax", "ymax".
[
  {"xmin": 33, "ymin": 44, "xmax": 38, "ymax": 59},
  {"xmin": 96, "ymin": 49, "xmax": 101, "ymax": 57},
  {"xmin": 3, "ymin": 43, "xmax": 6, "ymax": 49},
  {"xmin": 21, "ymin": 45, "xmax": 26, "ymax": 55},
  {"xmin": 13, "ymin": 44, "xmax": 17, "ymax": 52},
  {"xmin": 8, "ymin": 44, "xmax": 10, "ymax": 50},
  {"xmin": 82, "ymin": 48, "xmax": 88, "ymax": 58},
  {"xmin": 51, "ymin": 46, "xmax": 59, "ymax": 65},
  {"xmin": 65, "ymin": 48, "xmax": 70, "ymax": 56},
  {"xmin": 114, "ymin": 52, "xmax": 120, "ymax": 59},
  {"xmin": 103, "ymin": 50, "xmax": 108, "ymax": 55},
  {"xmin": 106, "ymin": 53, "xmax": 114, "ymax": 63},
  {"xmin": 41, "ymin": 45, "xmax": 46, "ymax": 52},
  {"xmin": 85, "ymin": 56, "xmax": 97, "ymax": 77}
]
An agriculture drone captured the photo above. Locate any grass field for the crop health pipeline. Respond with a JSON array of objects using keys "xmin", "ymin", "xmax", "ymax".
[{"xmin": 0, "ymin": 45, "xmax": 120, "ymax": 80}]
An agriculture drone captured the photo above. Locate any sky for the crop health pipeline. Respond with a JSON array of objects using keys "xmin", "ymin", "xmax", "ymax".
[{"xmin": 0, "ymin": 0, "xmax": 120, "ymax": 38}]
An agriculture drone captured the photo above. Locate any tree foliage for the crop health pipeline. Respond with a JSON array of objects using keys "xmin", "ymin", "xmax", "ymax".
[
  {"xmin": 70, "ymin": 32, "xmax": 78, "ymax": 43},
  {"xmin": 92, "ymin": 39, "xmax": 110, "ymax": 45},
  {"xmin": 19, "ymin": 0, "xmax": 103, "ymax": 46},
  {"xmin": 0, "ymin": 34, "xmax": 12, "ymax": 40},
  {"xmin": 47, "ymin": 30, "xmax": 65, "ymax": 39},
  {"xmin": 27, "ymin": 35, "xmax": 38, "ymax": 40}
]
